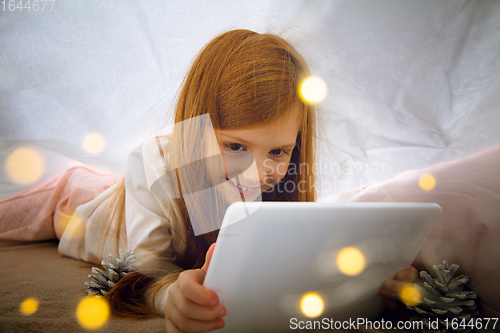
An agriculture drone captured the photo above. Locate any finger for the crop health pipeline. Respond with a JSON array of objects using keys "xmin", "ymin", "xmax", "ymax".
[
  {"xmin": 380, "ymin": 279, "xmax": 413, "ymax": 301},
  {"xmin": 395, "ymin": 266, "xmax": 418, "ymax": 282},
  {"xmin": 171, "ymin": 288, "xmax": 226, "ymax": 321},
  {"xmin": 165, "ymin": 318, "xmax": 183, "ymax": 333},
  {"xmin": 201, "ymin": 243, "xmax": 216, "ymax": 277},
  {"xmin": 177, "ymin": 270, "xmax": 219, "ymax": 306},
  {"xmin": 383, "ymin": 297, "xmax": 401, "ymax": 312},
  {"xmin": 165, "ymin": 287, "xmax": 226, "ymax": 332},
  {"xmin": 169, "ymin": 308, "xmax": 225, "ymax": 333}
]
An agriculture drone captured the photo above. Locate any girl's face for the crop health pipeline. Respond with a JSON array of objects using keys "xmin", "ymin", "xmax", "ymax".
[{"xmin": 207, "ymin": 112, "xmax": 301, "ymax": 204}]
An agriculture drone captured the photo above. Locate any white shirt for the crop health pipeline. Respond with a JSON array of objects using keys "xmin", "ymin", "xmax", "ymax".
[{"xmin": 58, "ymin": 142, "xmax": 186, "ymax": 315}]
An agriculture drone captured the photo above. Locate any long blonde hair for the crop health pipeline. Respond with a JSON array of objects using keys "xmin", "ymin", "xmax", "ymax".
[{"xmin": 107, "ymin": 29, "xmax": 317, "ymax": 317}]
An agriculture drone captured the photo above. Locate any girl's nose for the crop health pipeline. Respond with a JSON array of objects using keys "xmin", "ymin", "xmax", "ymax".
[
  {"xmin": 240, "ymin": 157, "xmax": 274, "ymax": 185},
  {"xmin": 238, "ymin": 160, "xmax": 261, "ymax": 185}
]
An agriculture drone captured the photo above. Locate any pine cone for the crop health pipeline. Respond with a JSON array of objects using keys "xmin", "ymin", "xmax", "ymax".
[
  {"xmin": 85, "ymin": 249, "xmax": 137, "ymax": 296},
  {"xmin": 407, "ymin": 261, "xmax": 479, "ymax": 333}
]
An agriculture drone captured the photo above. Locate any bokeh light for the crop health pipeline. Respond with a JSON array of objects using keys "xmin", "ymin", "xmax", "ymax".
[
  {"xmin": 336, "ymin": 247, "xmax": 366, "ymax": 276},
  {"xmin": 52, "ymin": 212, "xmax": 87, "ymax": 241},
  {"xmin": 419, "ymin": 174, "xmax": 436, "ymax": 191},
  {"xmin": 300, "ymin": 292, "xmax": 324, "ymax": 318},
  {"xmin": 299, "ymin": 76, "xmax": 327, "ymax": 104},
  {"xmin": 400, "ymin": 284, "xmax": 421, "ymax": 306},
  {"xmin": 54, "ymin": 213, "xmax": 86, "ymax": 240},
  {"xmin": 83, "ymin": 132, "xmax": 106, "ymax": 154},
  {"xmin": 20, "ymin": 297, "xmax": 39, "ymax": 316},
  {"xmin": 5, "ymin": 147, "xmax": 45, "ymax": 185},
  {"xmin": 76, "ymin": 296, "xmax": 110, "ymax": 330}
]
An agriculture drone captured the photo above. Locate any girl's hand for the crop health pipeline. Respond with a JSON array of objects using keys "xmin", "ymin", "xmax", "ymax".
[
  {"xmin": 164, "ymin": 243, "xmax": 226, "ymax": 333},
  {"xmin": 380, "ymin": 266, "xmax": 419, "ymax": 311}
]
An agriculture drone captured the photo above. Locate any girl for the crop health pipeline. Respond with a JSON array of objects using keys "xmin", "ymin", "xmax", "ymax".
[
  {"xmin": 115, "ymin": 29, "xmax": 318, "ymax": 332},
  {"xmin": 0, "ymin": 29, "xmax": 413, "ymax": 332}
]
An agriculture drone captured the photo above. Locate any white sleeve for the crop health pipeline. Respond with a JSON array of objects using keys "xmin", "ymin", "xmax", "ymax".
[{"xmin": 124, "ymin": 145, "xmax": 181, "ymax": 315}]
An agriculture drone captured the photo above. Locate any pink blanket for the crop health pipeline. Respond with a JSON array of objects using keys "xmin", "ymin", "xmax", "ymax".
[{"xmin": 0, "ymin": 167, "xmax": 120, "ymax": 245}]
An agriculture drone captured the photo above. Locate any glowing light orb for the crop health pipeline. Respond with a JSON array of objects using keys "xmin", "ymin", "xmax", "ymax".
[
  {"xmin": 83, "ymin": 133, "xmax": 106, "ymax": 154},
  {"xmin": 54, "ymin": 213, "xmax": 86, "ymax": 240},
  {"xmin": 5, "ymin": 147, "xmax": 45, "ymax": 185},
  {"xmin": 300, "ymin": 292, "xmax": 324, "ymax": 318},
  {"xmin": 336, "ymin": 247, "xmax": 366, "ymax": 276},
  {"xmin": 299, "ymin": 76, "xmax": 327, "ymax": 104},
  {"xmin": 400, "ymin": 284, "xmax": 421, "ymax": 306},
  {"xmin": 76, "ymin": 296, "xmax": 110, "ymax": 330},
  {"xmin": 419, "ymin": 174, "xmax": 436, "ymax": 191},
  {"xmin": 20, "ymin": 297, "xmax": 39, "ymax": 316}
]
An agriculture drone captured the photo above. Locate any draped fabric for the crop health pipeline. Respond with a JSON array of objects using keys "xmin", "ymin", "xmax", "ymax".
[{"xmin": 1, "ymin": 0, "xmax": 499, "ymax": 200}]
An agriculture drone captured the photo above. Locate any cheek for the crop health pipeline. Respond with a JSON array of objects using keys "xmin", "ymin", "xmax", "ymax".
[
  {"xmin": 273, "ymin": 159, "xmax": 291, "ymax": 180},
  {"xmin": 205, "ymin": 154, "xmax": 226, "ymax": 185}
]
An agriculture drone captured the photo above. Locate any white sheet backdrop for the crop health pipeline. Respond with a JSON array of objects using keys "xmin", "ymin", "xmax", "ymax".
[{"xmin": 1, "ymin": 0, "xmax": 499, "ymax": 200}]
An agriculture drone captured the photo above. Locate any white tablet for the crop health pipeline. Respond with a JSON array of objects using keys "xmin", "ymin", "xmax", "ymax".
[{"xmin": 203, "ymin": 202, "xmax": 442, "ymax": 333}]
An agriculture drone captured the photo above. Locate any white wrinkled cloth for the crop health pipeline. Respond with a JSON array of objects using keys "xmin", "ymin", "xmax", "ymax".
[{"xmin": 2, "ymin": 1, "xmax": 500, "ymax": 201}]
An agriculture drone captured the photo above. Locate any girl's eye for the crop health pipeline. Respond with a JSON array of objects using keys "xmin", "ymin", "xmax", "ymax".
[
  {"xmin": 270, "ymin": 149, "xmax": 287, "ymax": 157},
  {"xmin": 226, "ymin": 143, "xmax": 246, "ymax": 152}
]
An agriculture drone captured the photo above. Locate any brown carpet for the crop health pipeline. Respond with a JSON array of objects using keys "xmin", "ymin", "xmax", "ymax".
[
  {"xmin": 0, "ymin": 241, "xmax": 164, "ymax": 333},
  {"xmin": 0, "ymin": 241, "xmax": 412, "ymax": 333}
]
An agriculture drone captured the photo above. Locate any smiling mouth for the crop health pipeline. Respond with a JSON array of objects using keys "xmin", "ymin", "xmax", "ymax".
[{"xmin": 226, "ymin": 178, "xmax": 260, "ymax": 191}]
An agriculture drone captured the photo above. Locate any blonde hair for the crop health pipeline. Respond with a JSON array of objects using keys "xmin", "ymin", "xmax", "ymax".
[{"xmin": 107, "ymin": 29, "xmax": 317, "ymax": 317}]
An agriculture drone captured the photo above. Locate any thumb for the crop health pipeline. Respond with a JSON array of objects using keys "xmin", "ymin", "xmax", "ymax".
[
  {"xmin": 395, "ymin": 266, "xmax": 418, "ymax": 282},
  {"xmin": 201, "ymin": 242, "xmax": 216, "ymax": 277}
]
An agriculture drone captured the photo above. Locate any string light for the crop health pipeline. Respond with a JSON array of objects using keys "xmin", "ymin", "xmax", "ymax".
[
  {"xmin": 299, "ymin": 76, "xmax": 327, "ymax": 104},
  {"xmin": 300, "ymin": 292, "xmax": 324, "ymax": 318},
  {"xmin": 336, "ymin": 247, "xmax": 365, "ymax": 276},
  {"xmin": 76, "ymin": 296, "xmax": 110, "ymax": 330},
  {"xmin": 419, "ymin": 174, "xmax": 436, "ymax": 191},
  {"xmin": 83, "ymin": 132, "xmax": 106, "ymax": 154},
  {"xmin": 5, "ymin": 147, "xmax": 45, "ymax": 185},
  {"xmin": 20, "ymin": 297, "xmax": 39, "ymax": 316},
  {"xmin": 400, "ymin": 284, "xmax": 422, "ymax": 306}
]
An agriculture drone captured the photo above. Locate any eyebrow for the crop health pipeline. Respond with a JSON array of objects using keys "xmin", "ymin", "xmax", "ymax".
[
  {"xmin": 218, "ymin": 133, "xmax": 296, "ymax": 149},
  {"xmin": 276, "ymin": 145, "xmax": 297, "ymax": 150}
]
